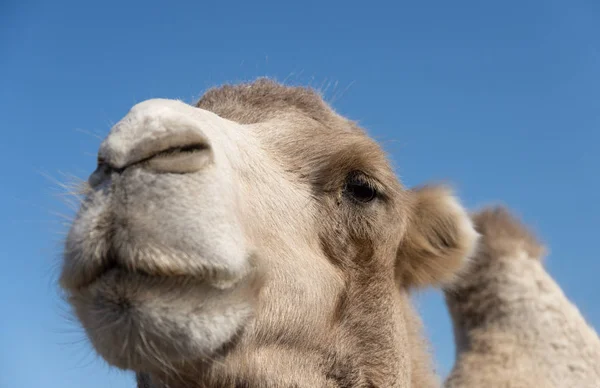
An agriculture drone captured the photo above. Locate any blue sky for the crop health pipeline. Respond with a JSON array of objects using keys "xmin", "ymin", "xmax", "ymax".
[{"xmin": 1, "ymin": 1, "xmax": 599, "ymax": 386}]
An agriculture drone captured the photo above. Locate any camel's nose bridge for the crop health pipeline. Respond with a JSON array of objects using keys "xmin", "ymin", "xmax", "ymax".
[{"xmin": 98, "ymin": 99, "xmax": 214, "ymax": 174}]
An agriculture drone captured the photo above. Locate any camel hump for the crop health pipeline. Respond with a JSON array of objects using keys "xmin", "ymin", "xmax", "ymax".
[{"xmin": 471, "ymin": 206, "xmax": 547, "ymax": 260}]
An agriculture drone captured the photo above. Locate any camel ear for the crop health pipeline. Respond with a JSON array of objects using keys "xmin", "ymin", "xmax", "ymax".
[{"xmin": 396, "ymin": 185, "xmax": 479, "ymax": 289}]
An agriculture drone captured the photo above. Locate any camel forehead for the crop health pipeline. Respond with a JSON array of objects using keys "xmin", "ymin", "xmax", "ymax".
[
  {"xmin": 196, "ymin": 78, "xmax": 354, "ymax": 127},
  {"xmin": 196, "ymin": 79, "xmax": 399, "ymax": 185}
]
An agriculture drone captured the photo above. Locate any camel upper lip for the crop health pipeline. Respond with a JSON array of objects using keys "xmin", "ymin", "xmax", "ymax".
[
  {"xmin": 61, "ymin": 248, "xmax": 234, "ymax": 293},
  {"xmin": 61, "ymin": 252, "xmax": 186, "ymax": 292}
]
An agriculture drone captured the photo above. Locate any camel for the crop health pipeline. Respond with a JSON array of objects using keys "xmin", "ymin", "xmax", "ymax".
[
  {"xmin": 444, "ymin": 207, "xmax": 600, "ymax": 387},
  {"xmin": 59, "ymin": 78, "xmax": 479, "ymax": 387}
]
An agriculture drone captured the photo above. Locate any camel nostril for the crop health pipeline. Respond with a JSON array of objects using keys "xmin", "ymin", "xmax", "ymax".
[
  {"xmin": 92, "ymin": 142, "xmax": 211, "ymax": 180},
  {"xmin": 150, "ymin": 143, "xmax": 209, "ymax": 159},
  {"xmin": 140, "ymin": 141, "xmax": 212, "ymax": 174},
  {"xmin": 97, "ymin": 125, "xmax": 214, "ymax": 176}
]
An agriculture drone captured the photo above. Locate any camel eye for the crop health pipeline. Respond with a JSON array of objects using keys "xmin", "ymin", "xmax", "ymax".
[{"xmin": 344, "ymin": 173, "xmax": 378, "ymax": 203}]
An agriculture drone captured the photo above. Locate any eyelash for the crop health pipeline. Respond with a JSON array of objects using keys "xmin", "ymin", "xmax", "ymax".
[{"xmin": 344, "ymin": 173, "xmax": 378, "ymax": 203}]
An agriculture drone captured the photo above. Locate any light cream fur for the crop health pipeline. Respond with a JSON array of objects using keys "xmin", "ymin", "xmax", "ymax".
[
  {"xmin": 59, "ymin": 78, "xmax": 479, "ymax": 387},
  {"xmin": 444, "ymin": 207, "xmax": 600, "ymax": 388}
]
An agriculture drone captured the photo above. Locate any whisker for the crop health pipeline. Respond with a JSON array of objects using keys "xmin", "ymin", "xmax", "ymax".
[{"xmin": 74, "ymin": 127, "xmax": 104, "ymax": 140}]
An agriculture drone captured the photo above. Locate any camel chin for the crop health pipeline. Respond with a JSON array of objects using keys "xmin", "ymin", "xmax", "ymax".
[{"xmin": 70, "ymin": 269, "xmax": 258, "ymax": 371}]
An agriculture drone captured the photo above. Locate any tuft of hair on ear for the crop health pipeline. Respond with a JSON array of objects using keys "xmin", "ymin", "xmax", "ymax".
[
  {"xmin": 396, "ymin": 185, "xmax": 479, "ymax": 289},
  {"xmin": 471, "ymin": 206, "xmax": 547, "ymax": 261}
]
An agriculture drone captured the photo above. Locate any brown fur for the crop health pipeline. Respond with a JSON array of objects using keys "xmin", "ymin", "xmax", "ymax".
[
  {"xmin": 196, "ymin": 78, "xmax": 354, "ymax": 129},
  {"xmin": 58, "ymin": 78, "xmax": 478, "ymax": 387}
]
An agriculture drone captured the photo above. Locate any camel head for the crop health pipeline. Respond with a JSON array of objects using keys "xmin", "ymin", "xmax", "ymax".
[{"xmin": 59, "ymin": 79, "xmax": 478, "ymax": 386}]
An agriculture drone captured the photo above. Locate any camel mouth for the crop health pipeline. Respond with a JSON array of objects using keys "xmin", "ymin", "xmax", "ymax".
[
  {"xmin": 67, "ymin": 251, "xmax": 261, "ymax": 372},
  {"xmin": 60, "ymin": 214, "xmax": 260, "ymax": 370},
  {"xmin": 78, "ymin": 258, "xmax": 205, "ymax": 293},
  {"xmin": 61, "ymin": 235, "xmax": 255, "ymax": 294},
  {"xmin": 60, "ymin": 252, "xmax": 201, "ymax": 294}
]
